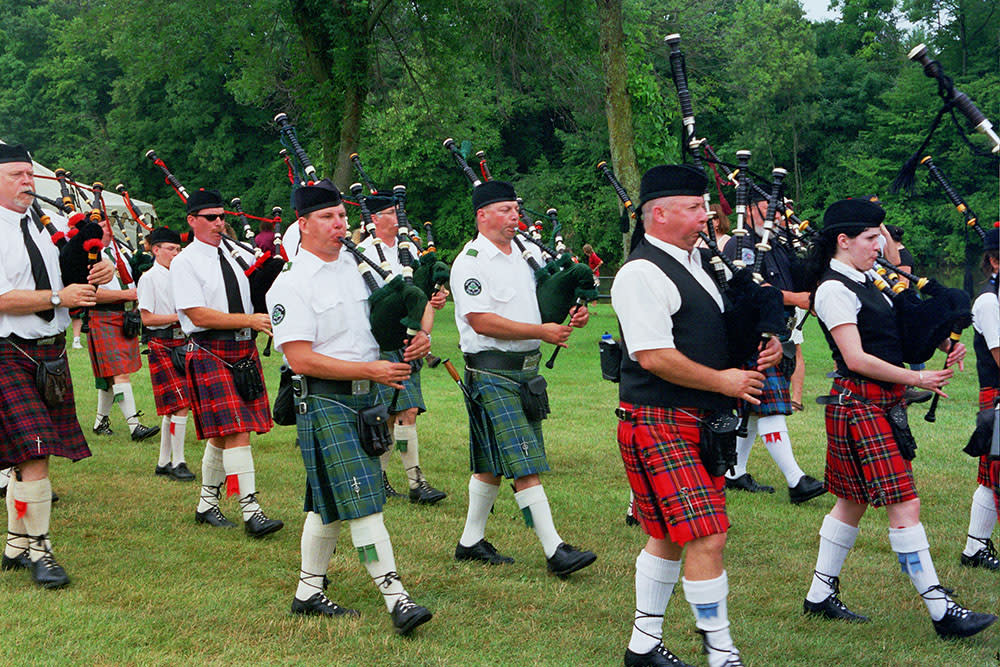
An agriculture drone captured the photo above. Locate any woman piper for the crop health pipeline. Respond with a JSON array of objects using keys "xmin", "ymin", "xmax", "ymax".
[{"xmin": 800, "ymin": 198, "xmax": 996, "ymax": 639}]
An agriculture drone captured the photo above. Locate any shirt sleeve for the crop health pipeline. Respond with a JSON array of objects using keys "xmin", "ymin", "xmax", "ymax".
[
  {"xmin": 973, "ymin": 291, "xmax": 1000, "ymax": 352},
  {"xmin": 267, "ymin": 274, "xmax": 315, "ymax": 350},
  {"xmin": 136, "ymin": 273, "xmax": 154, "ymax": 312},
  {"xmin": 814, "ymin": 280, "xmax": 860, "ymax": 331},
  {"xmin": 451, "ymin": 253, "xmax": 492, "ymax": 317},
  {"xmin": 170, "ymin": 255, "xmax": 208, "ymax": 311},
  {"xmin": 611, "ymin": 260, "xmax": 679, "ymax": 357}
]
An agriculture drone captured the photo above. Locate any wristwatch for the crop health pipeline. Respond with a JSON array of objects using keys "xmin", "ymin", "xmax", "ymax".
[{"xmin": 50, "ymin": 291, "xmax": 61, "ymax": 307}]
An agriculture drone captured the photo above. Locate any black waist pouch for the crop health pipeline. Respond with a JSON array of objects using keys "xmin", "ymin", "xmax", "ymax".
[
  {"xmin": 169, "ymin": 344, "xmax": 188, "ymax": 376},
  {"xmin": 599, "ymin": 338, "xmax": 622, "ymax": 382},
  {"xmin": 519, "ymin": 375, "xmax": 550, "ymax": 422},
  {"xmin": 122, "ymin": 309, "xmax": 142, "ymax": 339},
  {"xmin": 964, "ymin": 407, "xmax": 996, "ymax": 458},
  {"xmin": 357, "ymin": 403, "xmax": 392, "ymax": 457},
  {"xmin": 698, "ymin": 411, "xmax": 739, "ymax": 477},
  {"xmin": 272, "ymin": 365, "xmax": 296, "ymax": 426},
  {"xmin": 887, "ymin": 403, "xmax": 917, "ymax": 460},
  {"xmin": 36, "ymin": 357, "xmax": 70, "ymax": 409},
  {"xmin": 778, "ymin": 339, "xmax": 797, "ymax": 379},
  {"xmin": 230, "ymin": 356, "xmax": 265, "ymax": 403}
]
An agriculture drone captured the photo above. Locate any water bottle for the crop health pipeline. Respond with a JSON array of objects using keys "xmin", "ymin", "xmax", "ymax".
[{"xmin": 599, "ymin": 332, "xmax": 621, "ymax": 382}]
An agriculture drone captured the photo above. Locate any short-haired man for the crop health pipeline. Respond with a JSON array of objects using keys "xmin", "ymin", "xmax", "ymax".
[
  {"xmin": 137, "ymin": 225, "xmax": 194, "ymax": 481},
  {"xmin": 267, "ymin": 179, "xmax": 432, "ymax": 633},
  {"xmin": 450, "ymin": 180, "xmax": 596, "ymax": 577},
  {"xmin": 170, "ymin": 189, "xmax": 282, "ymax": 538},
  {"xmin": 0, "ymin": 143, "xmax": 114, "ymax": 588}
]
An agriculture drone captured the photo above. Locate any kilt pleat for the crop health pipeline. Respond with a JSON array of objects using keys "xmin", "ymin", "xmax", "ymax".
[
  {"xmin": 617, "ymin": 402, "xmax": 729, "ymax": 545},
  {"xmin": 87, "ymin": 310, "xmax": 141, "ymax": 379},
  {"xmin": 0, "ymin": 339, "xmax": 90, "ymax": 468},
  {"xmin": 373, "ymin": 349, "xmax": 426, "ymax": 414},
  {"xmin": 297, "ymin": 392, "xmax": 385, "ymax": 522},
  {"xmin": 466, "ymin": 366, "xmax": 549, "ymax": 480},
  {"xmin": 746, "ymin": 365, "xmax": 791, "ymax": 416},
  {"xmin": 147, "ymin": 339, "xmax": 189, "ymax": 416},
  {"xmin": 185, "ymin": 339, "xmax": 271, "ymax": 440},
  {"xmin": 824, "ymin": 377, "xmax": 916, "ymax": 507},
  {"xmin": 977, "ymin": 387, "xmax": 999, "ymax": 492}
]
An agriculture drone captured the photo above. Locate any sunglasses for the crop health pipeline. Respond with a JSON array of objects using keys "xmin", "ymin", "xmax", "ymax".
[{"xmin": 197, "ymin": 213, "xmax": 226, "ymax": 222}]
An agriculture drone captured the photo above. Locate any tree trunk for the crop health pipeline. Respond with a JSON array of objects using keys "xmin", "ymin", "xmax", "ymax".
[{"xmin": 596, "ymin": 0, "xmax": 640, "ymax": 260}]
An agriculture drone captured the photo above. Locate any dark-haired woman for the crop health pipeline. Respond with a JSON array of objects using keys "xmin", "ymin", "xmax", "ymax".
[{"xmin": 801, "ymin": 198, "xmax": 996, "ymax": 639}]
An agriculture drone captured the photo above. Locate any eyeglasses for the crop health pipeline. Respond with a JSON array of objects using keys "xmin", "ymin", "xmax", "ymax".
[{"xmin": 197, "ymin": 213, "xmax": 226, "ymax": 222}]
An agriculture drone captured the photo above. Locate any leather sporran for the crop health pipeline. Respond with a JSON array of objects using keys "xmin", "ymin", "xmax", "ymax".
[
  {"xmin": 887, "ymin": 403, "xmax": 917, "ymax": 460},
  {"xmin": 357, "ymin": 403, "xmax": 392, "ymax": 457},
  {"xmin": 35, "ymin": 357, "xmax": 70, "ymax": 409},
  {"xmin": 964, "ymin": 407, "xmax": 996, "ymax": 458},
  {"xmin": 698, "ymin": 411, "xmax": 739, "ymax": 477},
  {"xmin": 168, "ymin": 344, "xmax": 188, "ymax": 375},
  {"xmin": 518, "ymin": 375, "xmax": 551, "ymax": 422},
  {"xmin": 272, "ymin": 365, "xmax": 296, "ymax": 426},
  {"xmin": 121, "ymin": 310, "xmax": 142, "ymax": 339},
  {"xmin": 230, "ymin": 356, "xmax": 265, "ymax": 403}
]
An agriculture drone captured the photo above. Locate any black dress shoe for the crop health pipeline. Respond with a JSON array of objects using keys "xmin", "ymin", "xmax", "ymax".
[
  {"xmin": 31, "ymin": 551, "xmax": 69, "ymax": 589},
  {"xmin": 170, "ymin": 462, "xmax": 196, "ymax": 482},
  {"xmin": 195, "ymin": 506, "xmax": 236, "ymax": 528},
  {"xmin": 382, "ymin": 471, "xmax": 402, "ymax": 499},
  {"xmin": 725, "ymin": 473, "xmax": 774, "ymax": 494},
  {"xmin": 155, "ymin": 464, "xmax": 173, "ymax": 477},
  {"xmin": 960, "ymin": 537, "xmax": 1000, "ymax": 570},
  {"xmin": 290, "ymin": 592, "xmax": 360, "ymax": 617},
  {"xmin": 789, "ymin": 475, "xmax": 826, "ymax": 504},
  {"xmin": 455, "ymin": 539, "xmax": 514, "ymax": 565},
  {"xmin": 1, "ymin": 551, "xmax": 30, "ymax": 571},
  {"xmin": 932, "ymin": 597, "xmax": 998, "ymax": 639},
  {"xmin": 625, "ymin": 514, "xmax": 640, "ymax": 527},
  {"xmin": 546, "ymin": 542, "xmax": 597, "ymax": 577},
  {"xmin": 624, "ymin": 643, "xmax": 695, "ymax": 666},
  {"xmin": 244, "ymin": 509, "xmax": 284, "ymax": 538},
  {"xmin": 93, "ymin": 415, "xmax": 113, "ymax": 435},
  {"xmin": 391, "ymin": 595, "xmax": 432, "ymax": 635},
  {"xmin": 409, "ymin": 479, "xmax": 447, "ymax": 505},
  {"xmin": 130, "ymin": 423, "xmax": 160, "ymax": 442},
  {"xmin": 0, "ymin": 485, "xmax": 6, "ymax": 498},
  {"xmin": 804, "ymin": 593, "xmax": 869, "ymax": 623}
]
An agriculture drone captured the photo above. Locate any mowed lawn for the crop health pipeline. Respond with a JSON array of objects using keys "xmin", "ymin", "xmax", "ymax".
[{"xmin": 2, "ymin": 302, "xmax": 997, "ymax": 666}]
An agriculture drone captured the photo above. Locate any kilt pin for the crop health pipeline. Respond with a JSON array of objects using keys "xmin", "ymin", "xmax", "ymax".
[
  {"xmin": 617, "ymin": 402, "xmax": 729, "ymax": 546},
  {"xmin": 823, "ymin": 377, "xmax": 916, "ymax": 507}
]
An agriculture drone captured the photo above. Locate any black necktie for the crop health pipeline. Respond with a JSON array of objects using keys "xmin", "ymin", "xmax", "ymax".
[
  {"xmin": 21, "ymin": 215, "xmax": 54, "ymax": 322},
  {"xmin": 218, "ymin": 248, "xmax": 245, "ymax": 314}
]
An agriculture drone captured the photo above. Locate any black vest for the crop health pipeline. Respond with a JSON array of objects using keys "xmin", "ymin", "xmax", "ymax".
[
  {"xmin": 618, "ymin": 240, "xmax": 733, "ymax": 411},
  {"xmin": 817, "ymin": 269, "xmax": 903, "ymax": 389},
  {"xmin": 974, "ymin": 277, "xmax": 999, "ymax": 389}
]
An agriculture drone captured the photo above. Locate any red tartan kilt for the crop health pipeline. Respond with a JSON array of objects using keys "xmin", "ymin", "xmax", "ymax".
[
  {"xmin": 0, "ymin": 337, "xmax": 90, "ymax": 468},
  {"xmin": 185, "ymin": 338, "xmax": 271, "ymax": 440},
  {"xmin": 617, "ymin": 401, "xmax": 729, "ymax": 545},
  {"xmin": 824, "ymin": 378, "xmax": 916, "ymax": 507},
  {"xmin": 978, "ymin": 388, "xmax": 999, "ymax": 489},
  {"xmin": 147, "ymin": 339, "xmax": 189, "ymax": 416},
  {"xmin": 87, "ymin": 310, "xmax": 141, "ymax": 379}
]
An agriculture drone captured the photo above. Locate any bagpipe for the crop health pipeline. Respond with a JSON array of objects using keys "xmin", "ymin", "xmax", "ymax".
[
  {"xmin": 25, "ymin": 194, "xmax": 105, "ymax": 285},
  {"xmin": 272, "ymin": 115, "xmax": 428, "ymax": 357},
  {"xmin": 443, "ymin": 139, "xmax": 598, "ymax": 368},
  {"xmin": 144, "ymin": 149, "xmax": 286, "ymax": 317}
]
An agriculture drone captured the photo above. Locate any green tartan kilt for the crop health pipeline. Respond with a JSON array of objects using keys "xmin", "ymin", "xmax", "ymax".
[
  {"xmin": 466, "ymin": 365, "xmax": 549, "ymax": 480},
  {"xmin": 297, "ymin": 391, "xmax": 386, "ymax": 523},
  {"xmin": 374, "ymin": 349, "xmax": 426, "ymax": 414}
]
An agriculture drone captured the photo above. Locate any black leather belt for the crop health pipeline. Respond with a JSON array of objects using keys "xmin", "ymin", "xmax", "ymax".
[
  {"xmin": 298, "ymin": 376, "xmax": 371, "ymax": 396},
  {"xmin": 816, "ymin": 385, "xmax": 872, "ymax": 406},
  {"xmin": 2, "ymin": 333, "xmax": 65, "ymax": 347},
  {"xmin": 190, "ymin": 328, "xmax": 252, "ymax": 343},
  {"xmin": 464, "ymin": 349, "xmax": 541, "ymax": 372},
  {"xmin": 146, "ymin": 326, "xmax": 186, "ymax": 341}
]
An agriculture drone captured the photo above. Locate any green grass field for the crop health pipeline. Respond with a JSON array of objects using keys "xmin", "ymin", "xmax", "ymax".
[{"xmin": 2, "ymin": 304, "xmax": 997, "ymax": 666}]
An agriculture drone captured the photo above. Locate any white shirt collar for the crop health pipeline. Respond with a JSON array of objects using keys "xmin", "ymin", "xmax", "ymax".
[
  {"xmin": 644, "ymin": 233, "xmax": 700, "ymax": 266},
  {"xmin": 471, "ymin": 233, "xmax": 512, "ymax": 260},
  {"xmin": 0, "ymin": 203, "xmax": 28, "ymax": 226},
  {"xmin": 829, "ymin": 257, "xmax": 866, "ymax": 283}
]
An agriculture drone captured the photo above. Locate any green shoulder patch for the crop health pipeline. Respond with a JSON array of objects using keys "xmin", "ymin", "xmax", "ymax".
[
  {"xmin": 281, "ymin": 261, "xmax": 293, "ymax": 272},
  {"xmin": 466, "ymin": 248, "xmax": 479, "ymax": 257}
]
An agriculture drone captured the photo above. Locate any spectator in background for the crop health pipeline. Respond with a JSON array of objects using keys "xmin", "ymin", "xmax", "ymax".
[
  {"xmin": 695, "ymin": 203, "xmax": 731, "ymax": 252},
  {"xmin": 255, "ymin": 220, "xmax": 276, "ymax": 256},
  {"xmin": 583, "ymin": 243, "xmax": 603, "ymax": 289}
]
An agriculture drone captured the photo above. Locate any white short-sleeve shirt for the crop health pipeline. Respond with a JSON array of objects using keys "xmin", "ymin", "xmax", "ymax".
[
  {"xmin": 137, "ymin": 260, "xmax": 176, "ymax": 329},
  {"xmin": 357, "ymin": 235, "xmax": 401, "ymax": 287},
  {"xmin": 98, "ymin": 243, "xmax": 135, "ymax": 292},
  {"xmin": 611, "ymin": 234, "xmax": 723, "ymax": 360},
  {"xmin": 450, "ymin": 234, "xmax": 544, "ymax": 354},
  {"xmin": 0, "ymin": 204, "xmax": 71, "ymax": 338},
  {"xmin": 170, "ymin": 237, "xmax": 253, "ymax": 334},
  {"xmin": 813, "ymin": 258, "xmax": 891, "ymax": 331},
  {"xmin": 266, "ymin": 248, "xmax": 379, "ymax": 362},
  {"xmin": 972, "ymin": 278, "xmax": 999, "ymax": 352}
]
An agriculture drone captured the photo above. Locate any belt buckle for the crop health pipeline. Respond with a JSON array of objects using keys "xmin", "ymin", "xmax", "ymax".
[
  {"xmin": 38, "ymin": 336, "xmax": 57, "ymax": 346},
  {"xmin": 234, "ymin": 327, "xmax": 251, "ymax": 342},
  {"xmin": 172, "ymin": 328, "xmax": 185, "ymax": 340},
  {"xmin": 352, "ymin": 380, "xmax": 370, "ymax": 395},
  {"xmin": 186, "ymin": 341, "xmax": 195, "ymax": 352},
  {"xmin": 615, "ymin": 407, "xmax": 631, "ymax": 422},
  {"xmin": 292, "ymin": 375, "xmax": 305, "ymax": 398},
  {"xmin": 124, "ymin": 302, "xmax": 135, "ymax": 312},
  {"xmin": 523, "ymin": 351, "xmax": 541, "ymax": 372}
]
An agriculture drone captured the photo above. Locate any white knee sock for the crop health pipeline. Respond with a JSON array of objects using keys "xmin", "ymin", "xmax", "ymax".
[
  {"xmin": 628, "ymin": 550, "xmax": 681, "ymax": 654},
  {"xmin": 295, "ymin": 511, "xmax": 340, "ymax": 601},
  {"xmin": 459, "ymin": 477, "xmax": 500, "ymax": 547},
  {"xmin": 5, "ymin": 476, "xmax": 27, "ymax": 558},
  {"xmin": 758, "ymin": 415, "xmax": 805, "ymax": 487},
  {"xmin": 95, "ymin": 388, "xmax": 113, "ymax": 425},
  {"xmin": 727, "ymin": 417, "xmax": 757, "ymax": 479},
  {"xmin": 197, "ymin": 440, "xmax": 226, "ymax": 512},
  {"xmin": 513, "ymin": 485, "xmax": 562, "ymax": 558},
  {"xmin": 964, "ymin": 484, "xmax": 998, "ymax": 556},
  {"xmin": 157, "ymin": 416, "xmax": 172, "ymax": 467},
  {"xmin": 683, "ymin": 572, "xmax": 737, "ymax": 667},
  {"xmin": 15, "ymin": 478, "xmax": 53, "ymax": 562},
  {"xmin": 113, "ymin": 382, "xmax": 140, "ymax": 432},
  {"xmin": 889, "ymin": 523, "xmax": 948, "ymax": 621},
  {"xmin": 350, "ymin": 512, "xmax": 407, "ymax": 612},
  {"xmin": 0, "ymin": 467, "xmax": 10, "ymax": 492},
  {"xmin": 170, "ymin": 415, "xmax": 188, "ymax": 465},
  {"xmin": 222, "ymin": 446, "xmax": 259, "ymax": 519},
  {"xmin": 395, "ymin": 424, "xmax": 422, "ymax": 489},
  {"xmin": 806, "ymin": 515, "xmax": 859, "ymax": 602}
]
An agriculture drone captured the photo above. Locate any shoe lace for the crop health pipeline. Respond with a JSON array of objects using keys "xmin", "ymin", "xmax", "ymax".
[
  {"xmin": 812, "ymin": 571, "xmax": 848, "ymax": 610},
  {"xmin": 239, "ymin": 492, "xmax": 264, "ymax": 516},
  {"xmin": 298, "ymin": 568, "xmax": 327, "ymax": 595},
  {"xmin": 376, "ymin": 570, "xmax": 401, "ymax": 591},
  {"xmin": 200, "ymin": 483, "xmax": 222, "ymax": 504},
  {"xmin": 696, "ymin": 629, "xmax": 742, "ymax": 665},
  {"xmin": 29, "ymin": 533, "xmax": 56, "ymax": 565},
  {"xmin": 382, "ymin": 473, "xmax": 398, "ymax": 493},
  {"xmin": 921, "ymin": 584, "xmax": 965, "ymax": 618},
  {"xmin": 393, "ymin": 593, "xmax": 418, "ymax": 613},
  {"xmin": 968, "ymin": 535, "xmax": 999, "ymax": 564},
  {"xmin": 631, "ymin": 610, "xmax": 665, "ymax": 643}
]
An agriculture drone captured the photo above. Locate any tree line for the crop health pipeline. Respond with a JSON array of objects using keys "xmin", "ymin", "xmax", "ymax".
[{"xmin": 2, "ymin": 0, "xmax": 997, "ymax": 274}]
